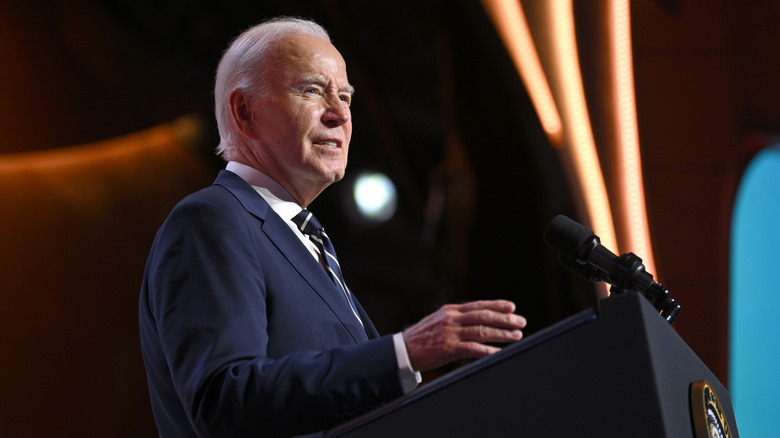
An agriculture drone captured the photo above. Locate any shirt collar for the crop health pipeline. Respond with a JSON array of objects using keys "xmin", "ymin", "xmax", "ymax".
[{"xmin": 225, "ymin": 161, "xmax": 303, "ymax": 221}]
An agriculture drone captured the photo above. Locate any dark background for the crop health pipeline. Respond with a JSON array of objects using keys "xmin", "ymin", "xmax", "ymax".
[{"xmin": 1, "ymin": 0, "xmax": 776, "ymax": 436}]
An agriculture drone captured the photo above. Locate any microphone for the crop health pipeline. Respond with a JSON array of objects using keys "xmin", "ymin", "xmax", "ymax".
[{"xmin": 544, "ymin": 214, "xmax": 681, "ymax": 323}]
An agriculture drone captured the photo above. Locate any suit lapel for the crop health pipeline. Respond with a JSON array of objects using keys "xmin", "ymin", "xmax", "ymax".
[{"xmin": 214, "ymin": 170, "xmax": 370, "ymax": 343}]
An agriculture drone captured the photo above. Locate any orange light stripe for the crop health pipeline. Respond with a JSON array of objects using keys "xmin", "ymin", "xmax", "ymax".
[
  {"xmin": 481, "ymin": 0, "xmax": 563, "ymax": 146},
  {"xmin": 551, "ymin": 0, "xmax": 618, "ymax": 254},
  {"xmin": 610, "ymin": 0, "xmax": 656, "ymax": 273}
]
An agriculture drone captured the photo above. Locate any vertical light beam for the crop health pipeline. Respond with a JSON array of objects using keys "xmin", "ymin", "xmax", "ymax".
[
  {"xmin": 610, "ymin": 0, "xmax": 656, "ymax": 273},
  {"xmin": 481, "ymin": 0, "xmax": 563, "ymax": 146},
  {"xmin": 550, "ymin": 0, "xmax": 618, "ymax": 254}
]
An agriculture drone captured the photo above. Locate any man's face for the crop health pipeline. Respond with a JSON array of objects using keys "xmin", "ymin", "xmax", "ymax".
[{"xmin": 248, "ymin": 34, "xmax": 354, "ymax": 205}]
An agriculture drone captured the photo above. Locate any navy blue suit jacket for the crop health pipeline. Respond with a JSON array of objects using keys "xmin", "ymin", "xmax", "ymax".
[{"xmin": 139, "ymin": 170, "xmax": 403, "ymax": 437}]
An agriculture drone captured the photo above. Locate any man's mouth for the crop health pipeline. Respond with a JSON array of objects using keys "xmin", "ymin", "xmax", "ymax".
[{"xmin": 315, "ymin": 141, "xmax": 339, "ymax": 148}]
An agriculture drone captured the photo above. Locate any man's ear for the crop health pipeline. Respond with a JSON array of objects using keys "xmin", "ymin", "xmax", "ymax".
[{"xmin": 229, "ymin": 89, "xmax": 260, "ymax": 139}]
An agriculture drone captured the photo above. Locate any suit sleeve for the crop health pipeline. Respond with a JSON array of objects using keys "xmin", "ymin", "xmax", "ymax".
[{"xmin": 142, "ymin": 192, "xmax": 403, "ymax": 437}]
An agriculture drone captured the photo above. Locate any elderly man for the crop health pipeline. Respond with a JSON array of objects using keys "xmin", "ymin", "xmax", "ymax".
[{"xmin": 139, "ymin": 17, "xmax": 527, "ymax": 438}]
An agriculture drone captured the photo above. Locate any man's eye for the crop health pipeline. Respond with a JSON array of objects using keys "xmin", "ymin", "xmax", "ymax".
[
  {"xmin": 340, "ymin": 95, "xmax": 352, "ymax": 105},
  {"xmin": 304, "ymin": 88, "xmax": 321, "ymax": 95}
]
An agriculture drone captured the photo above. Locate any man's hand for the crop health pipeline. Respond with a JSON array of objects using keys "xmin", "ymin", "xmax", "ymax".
[{"xmin": 402, "ymin": 300, "xmax": 527, "ymax": 372}]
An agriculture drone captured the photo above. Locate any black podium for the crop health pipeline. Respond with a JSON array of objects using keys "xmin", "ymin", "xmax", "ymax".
[{"xmin": 327, "ymin": 292, "xmax": 739, "ymax": 437}]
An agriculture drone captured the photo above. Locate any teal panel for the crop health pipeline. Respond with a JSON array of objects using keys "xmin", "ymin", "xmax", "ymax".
[{"xmin": 729, "ymin": 146, "xmax": 780, "ymax": 437}]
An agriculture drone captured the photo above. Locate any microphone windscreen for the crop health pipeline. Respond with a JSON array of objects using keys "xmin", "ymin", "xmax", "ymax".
[{"xmin": 544, "ymin": 214, "xmax": 596, "ymax": 259}]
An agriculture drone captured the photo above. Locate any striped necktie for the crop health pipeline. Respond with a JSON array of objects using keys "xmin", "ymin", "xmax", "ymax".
[{"xmin": 292, "ymin": 210, "xmax": 363, "ymax": 326}]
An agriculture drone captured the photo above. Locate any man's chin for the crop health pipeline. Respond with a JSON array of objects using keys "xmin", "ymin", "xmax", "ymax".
[{"xmin": 322, "ymin": 166, "xmax": 347, "ymax": 184}]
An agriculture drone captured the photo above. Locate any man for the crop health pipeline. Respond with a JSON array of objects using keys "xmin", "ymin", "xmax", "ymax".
[{"xmin": 139, "ymin": 17, "xmax": 527, "ymax": 438}]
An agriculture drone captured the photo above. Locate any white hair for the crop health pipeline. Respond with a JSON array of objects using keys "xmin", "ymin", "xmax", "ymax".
[{"xmin": 214, "ymin": 17, "xmax": 331, "ymax": 160}]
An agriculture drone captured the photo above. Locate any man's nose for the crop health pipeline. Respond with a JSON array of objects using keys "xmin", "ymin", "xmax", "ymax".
[{"xmin": 322, "ymin": 95, "xmax": 350, "ymax": 127}]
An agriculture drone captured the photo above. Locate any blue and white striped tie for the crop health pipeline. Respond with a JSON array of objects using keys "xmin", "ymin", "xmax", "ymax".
[{"xmin": 292, "ymin": 210, "xmax": 363, "ymax": 326}]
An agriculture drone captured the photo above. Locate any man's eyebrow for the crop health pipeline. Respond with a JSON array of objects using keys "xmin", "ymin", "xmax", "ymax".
[
  {"xmin": 299, "ymin": 76, "xmax": 326, "ymax": 88},
  {"xmin": 299, "ymin": 77, "xmax": 355, "ymax": 95}
]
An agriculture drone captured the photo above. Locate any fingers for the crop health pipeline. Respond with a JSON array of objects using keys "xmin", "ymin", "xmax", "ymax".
[
  {"xmin": 450, "ymin": 300, "xmax": 527, "ymax": 333},
  {"xmin": 403, "ymin": 300, "xmax": 528, "ymax": 372},
  {"xmin": 458, "ymin": 324, "xmax": 524, "ymax": 344},
  {"xmin": 455, "ymin": 308, "xmax": 527, "ymax": 331},
  {"xmin": 456, "ymin": 299, "xmax": 516, "ymax": 314},
  {"xmin": 453, "ymin": 341, "xmax": 501, "ymax": 358}
]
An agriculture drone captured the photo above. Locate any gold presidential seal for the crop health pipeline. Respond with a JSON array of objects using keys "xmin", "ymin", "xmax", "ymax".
[{"xmin": 690, "ymin": 380, "xmax": 732, "ymax": 438}]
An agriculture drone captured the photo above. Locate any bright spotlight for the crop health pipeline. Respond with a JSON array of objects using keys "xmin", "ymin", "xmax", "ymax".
[{"xmin": 352, "ymin": 172, "xmax": 397, "ymax": 222}]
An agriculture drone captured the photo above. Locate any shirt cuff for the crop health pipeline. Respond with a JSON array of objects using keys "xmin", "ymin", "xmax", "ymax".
[{"xmin": 393, "ymin": 332, "xmax": 422, "ymax": 393}]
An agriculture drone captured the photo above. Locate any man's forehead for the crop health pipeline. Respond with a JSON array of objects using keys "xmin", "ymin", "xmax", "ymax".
[
  {"xmin": 272, "ymin": 34, "xmax": 343, "ymax": 63},
  {"xmin": 268, "ymin": 36, "xmax": 350, "ymax": 84}
]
